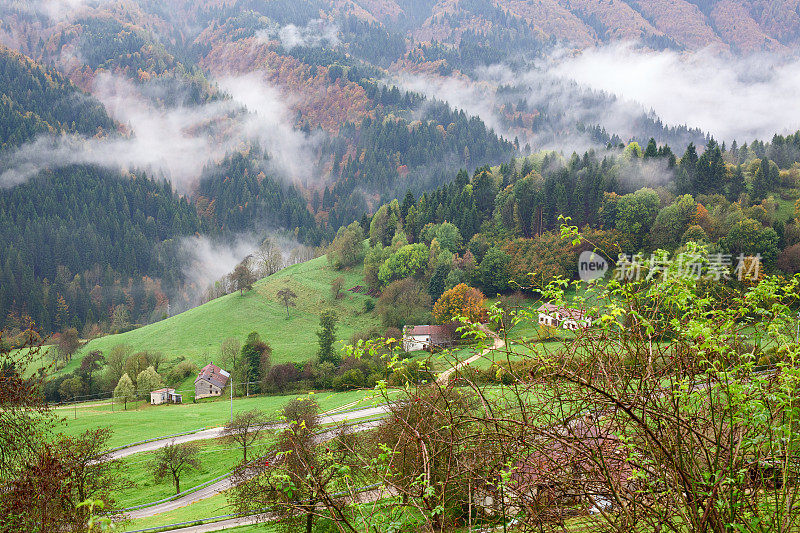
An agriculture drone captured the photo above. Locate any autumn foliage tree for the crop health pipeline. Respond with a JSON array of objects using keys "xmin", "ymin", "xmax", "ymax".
[
  {"xmin": 432, "ymin": 283, "xmax": 485, "ymax": 324},
  {"xmin": 56, "ymin": 327, "xmax": 81, "ymax": 363}
]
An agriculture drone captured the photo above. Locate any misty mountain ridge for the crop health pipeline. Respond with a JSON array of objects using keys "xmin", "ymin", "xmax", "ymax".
[{"xmin": 1, "ymin": 0, "xmax": 799, "ymax": 336}]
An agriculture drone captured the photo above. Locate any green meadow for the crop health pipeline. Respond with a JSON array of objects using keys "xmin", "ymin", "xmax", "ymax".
[
  {"xmin": 67, "ymin": 256, "xmax": 380, "ymax": 372},
  {"xmin": 115, "ymin": 437, "xmax": 260, "ymax": 508},
  {"xmin": 57, "ymin": 388, "xmax": 385, "ymax": 449}
]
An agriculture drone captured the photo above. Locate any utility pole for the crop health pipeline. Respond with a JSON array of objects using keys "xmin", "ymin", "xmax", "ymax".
[{"xmin": 230, "ymin": 377, "xmax": 233, "ymax": 423}]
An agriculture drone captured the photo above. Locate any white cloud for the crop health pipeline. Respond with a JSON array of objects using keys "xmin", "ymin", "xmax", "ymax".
[
  {"xmin": 178, "ymin": 235, "xmax": 257, "ymax": 294},
  {"xmin": 218, "ymin": 73, "xmax": 320, "ymax": 184},
  {"xmin": 29, "ymin": 0, "xmax": 110, "ymax": 20},
  {"xmin": 395, "ymin": 72, "xmax": 504, "ymax": 133},
  {"xmin": 392, "ymin": 45, "xmax": 800, "ymax": 152},
  {"xmin": 256, "ymin": 19, "xmax": 340, "ymax": 50},
  {"xmin": 0, "ymin": 74, "xmax": 236, "ymax": 190},
  {"xmin": 547, "ymin": 42, "xmax": 800, "ymax": 142},
  {"xmin": 0, "ymin": 72, "xmax": 320, "ymax": 189}
]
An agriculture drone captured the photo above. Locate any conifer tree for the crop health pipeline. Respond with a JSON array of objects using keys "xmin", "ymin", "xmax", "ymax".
[{"xmin": 317, "ymin": 310, "xmax": 339, "ymax": 366}]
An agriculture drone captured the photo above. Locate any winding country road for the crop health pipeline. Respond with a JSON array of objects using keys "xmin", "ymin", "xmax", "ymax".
[
  {"xmin": 124, "ymin": 418, "xmax": 386, "ymax": 519},
  {"xmin": 437, "ymin": 325, "xmax": 505, "ymax": 383},
  {"xmin": 119, "ymin": 334, "xmax": 505, "ymax": 523}
]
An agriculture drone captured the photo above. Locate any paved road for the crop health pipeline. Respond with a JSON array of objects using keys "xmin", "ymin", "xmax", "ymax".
[
  {"xmin": 126, "ymin": 478, "xmax": 235, "ymax": 520},
  {"xmin": 130, "ymin": 515, "xmax": 260, "ymax": 533},
  {"xmin": 109, "ymin": 405, "xmax": 390, "ymax": 460},
  {"xmin": 124, "ymin": 418, "xmax": 386, "ymax": 519},
  {"xmin": 129, "ymin": 487, "xmax": 397, "ymax": 532}
]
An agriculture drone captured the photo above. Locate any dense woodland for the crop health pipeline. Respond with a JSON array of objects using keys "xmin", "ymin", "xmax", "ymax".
[
  {"xmin": 0, "ymin": 166, "xmax": 202, "ymax": 336},
  {"xmin": 327, "ymin": 133, "xmax": 800, "ymax": 321},
  {"xmin": 2, "ymin": 0, "xmax": 800, "ymax": 342},
  {"xmin": 0, "ymin": 47, "xmax": 113, "ymax": 148}
]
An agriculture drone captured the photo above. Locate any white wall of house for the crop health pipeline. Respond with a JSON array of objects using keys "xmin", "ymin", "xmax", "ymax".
[
  {"xmin": 538, "ymin": 312, "xmax": 592, "ymax": 330},
  {"xmin": 403, "ymin": 334, "xmax": 431, "ymax": 352},
  {"xmin": 538, "ymin": 313, "xmax": 558, "ymax": 327}
]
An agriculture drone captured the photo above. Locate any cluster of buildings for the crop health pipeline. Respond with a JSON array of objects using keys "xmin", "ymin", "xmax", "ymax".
[
  {"xmin": 401, "ymin": 304, "xmax": 592, "ymax": 353},
  {"xmin": 151, "ymin": 304, "xmax": 589, "ymax": 404},
  {"xmin": 149, "ymin": 362, "xmax": 230, "ymax": 405}
]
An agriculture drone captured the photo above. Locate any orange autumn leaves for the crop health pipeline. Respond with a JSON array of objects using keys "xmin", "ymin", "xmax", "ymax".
[{"xmin": 433, "ymin": 283, "xmax": 486, "ymax": 324}]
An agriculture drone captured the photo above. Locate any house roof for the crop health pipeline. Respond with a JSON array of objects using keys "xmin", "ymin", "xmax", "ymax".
[
  {"xmin": 151, "ymin": 387, "xmax": 175, "ymax": 394},
  {"xmin": 538, "ymin": 303, "xmax": 588, "ymax": 321},
  {"xmin": 404, "ymin": 324, "xmax": 456, "ymax": 344},
  {"xmin": 510, "ymin": 417, "xmax": 631, "ymax": 490},
  {"xmin": 195, "ymin": 363, "xmax": 230, "ymax": 389}
]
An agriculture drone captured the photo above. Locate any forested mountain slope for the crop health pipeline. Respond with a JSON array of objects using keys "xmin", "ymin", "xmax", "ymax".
[
  {"xmin": 0, "ymin": 0, "xmax": 795, "ymax": 338},
  {"xmin": 0, "ymin": 46, "xmax": 113, "ymax": 149}
]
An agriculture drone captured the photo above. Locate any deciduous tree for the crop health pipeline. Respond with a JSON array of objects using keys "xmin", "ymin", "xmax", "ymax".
[
  {"xmin": 276, "ymin": 287, "xmax": 297, "ymax": 318},
  {"xmin": 330, "ymin": 276, "xmax": 344, "ymax": 301},
  {"xmin": 378, "ymin": 243, "xmax": 429, "ymax": 285},
  {"xmin": 328, "ymin": 221, "xmax": 365, "ymax": 269},
  {"xmin": 231, "ymin": 398, "xmax": 362, "ymax": 533},
  {"xmin": 254, "ymin": 238, "xmax": 284, "ymax": 277},
  {"xmin": 222, "ymin": 409, "xmax": 269, "ymax": 463},
  {"xmin": 317, "ymin": 310, "xmax": 339, "ymax": 365},
  {"xmin": 433, "ymin": 283, "xmax": 485, "ymax": 324},
  {"xmin": 56, "ymin": 327, "xmax": 80, "ymax": 362},
  {"xmin": 476, "ymin": 247, "xmax": 510, "ymax": 295},
  {"xmin": 152, "ymin": 442, "xmax": 200, "ymax": 495},
  {"xmin": 240, "ymin": 332, "xmax": 271, "ymax": 394},
  {"xmin": 135, "ymin": 366, "xmax": 163, "ymax": 398},
  {"xmin": 113, "ymin": 373, "xmax": 135, "ymax": 410},
  {"xmin": 231, "ymin": 262, "xmax": 256, "ymax": 295}
]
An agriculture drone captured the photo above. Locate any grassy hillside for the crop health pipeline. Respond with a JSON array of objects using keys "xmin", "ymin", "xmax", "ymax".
[{"xmin": 74, "ymin": 255, "xmax": 380, "ymax": 369}]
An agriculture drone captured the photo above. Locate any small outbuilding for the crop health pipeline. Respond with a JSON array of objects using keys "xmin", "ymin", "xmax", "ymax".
[
  {"xmin": 150, "ymin": 387, "xmax": 182, "ymax": 405},
  {"xmin": 194, "ymin": 362, "xmax": 230, "ymax": 399}
]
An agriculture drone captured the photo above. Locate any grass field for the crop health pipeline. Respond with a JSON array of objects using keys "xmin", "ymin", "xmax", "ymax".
[
  {"xmin": 67, "ymin": 256, "xmax": 380, "ymax": 372},
  {"xmin": 57, "ymin": 388, "xmax": 386, "ymax": 448},
  {"xmin": 116, "ymin": 436, "xmax": 266, "ymax": 508}
]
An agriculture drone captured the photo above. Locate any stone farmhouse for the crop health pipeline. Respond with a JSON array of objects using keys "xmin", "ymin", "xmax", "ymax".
[
  {"xmin": 402, "ymin": 324, "xmax": 457, "ymax": 352},
  {"xmin": 194, "ymin": 363, "xmax": 230, "ymax": 399}
]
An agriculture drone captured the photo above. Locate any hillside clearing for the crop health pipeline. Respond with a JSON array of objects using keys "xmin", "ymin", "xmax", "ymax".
[{"xmin": 66, "ymin": 256, "xmax": 379, "ymax": 373}]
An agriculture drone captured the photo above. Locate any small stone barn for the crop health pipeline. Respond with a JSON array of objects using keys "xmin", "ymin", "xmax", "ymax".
[{"xmin": 194, "ymin": 363, "xmax": 230, "ymax": 399}]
